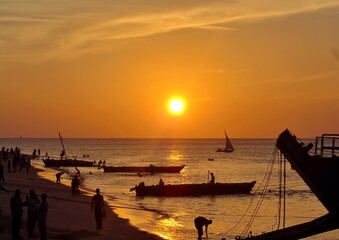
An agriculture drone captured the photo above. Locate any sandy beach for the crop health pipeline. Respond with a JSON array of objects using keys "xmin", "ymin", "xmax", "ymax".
[{"xmin": 0, "ymin": 155, "xmax": 164, "ymax": 240}]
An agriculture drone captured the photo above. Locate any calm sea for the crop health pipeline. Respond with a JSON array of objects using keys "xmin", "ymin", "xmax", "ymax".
[{"xmin": 1, "ymin": 137, "xmax": 338, "ymax": 240}]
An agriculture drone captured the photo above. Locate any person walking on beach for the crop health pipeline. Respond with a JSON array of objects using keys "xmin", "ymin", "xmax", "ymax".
[
  {"xmin": 91, "ymin": 188, "xmax": 105, "ymax": 229},
  {"xmin": 10, "ymin": 189, "xmax": 24, "ymax": 239},
  {"xmin": 24, "ymin": 190, "xmax": 40, "ymax": 238},
  {"xmin": 38, "ymin": 193, "xmax": 48, "ymax": 240},
  {"xmin": 194, "ymin": 216, "xmax": 212, "ymax": 240}
]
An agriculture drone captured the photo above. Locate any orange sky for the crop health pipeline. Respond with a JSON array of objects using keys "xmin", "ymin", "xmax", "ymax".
[{"xmin": 1, "ymin": 1, "xmax": 339, "ymax": 138}]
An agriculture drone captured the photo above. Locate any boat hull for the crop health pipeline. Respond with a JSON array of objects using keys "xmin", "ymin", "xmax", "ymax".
[
  {"xmin": 42, "ymin": 159, "xmax": 96, "ymax": 167},
  {"xmin": 216, "ymin": 148, "xmax": 234, "ymax": 152},
  {"xmin": 276, "ymin": 129, "xmax": 339, "ymax": 213},
  {"xmin": 131, "ymin": 181, "xmax": 256, "ymax": 197},
  {"xmin": 102, "ymin": 165, "xmax": 185, "ymax": 173}
]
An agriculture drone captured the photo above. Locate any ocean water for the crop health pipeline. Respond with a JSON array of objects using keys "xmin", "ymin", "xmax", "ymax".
[{"xmin": 1, "ymin": 137, "xmax": 338, "ymax": 240}]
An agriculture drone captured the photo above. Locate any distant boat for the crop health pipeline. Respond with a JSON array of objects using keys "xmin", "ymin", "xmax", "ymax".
[
  {"xmin": 42, "ymin": 132, "xmax": 96, "ymax": 168},
  {"xmin": 101, "ymin": 164, "xmax": 185, "ymax": 173},
  {"xmin": 130, "ymin": 181, "xmax": 256, "ymax": 197},
  {"xmin": 216, "ymin": 130, "xmax": 234, "ymax": 152}
]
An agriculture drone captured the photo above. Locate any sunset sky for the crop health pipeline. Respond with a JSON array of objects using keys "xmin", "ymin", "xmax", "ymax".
[{"xmin": 1, "ymin": 0, "xmax": 339, "ymax": 138}]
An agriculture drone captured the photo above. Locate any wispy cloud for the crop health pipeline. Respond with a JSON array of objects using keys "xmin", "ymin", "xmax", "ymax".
[
  {"xmin": 249, "ymin": 71, "xmax": 339, "ymax": 87},
  {"xmin": 1, "ymin": 0, "xmax": 339, "ymax": 62}
]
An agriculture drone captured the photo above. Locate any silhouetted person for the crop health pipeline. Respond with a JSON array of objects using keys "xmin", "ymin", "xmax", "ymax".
[
  {"xmin": 38, "ymin": 193, "xmax": 48, "ymax": 240},
  {"xmin": 26, "ymin": 157, "xmax": 31, "ymax": 173},
  {"xmin": 0, "ymin": 162, "xmax": 4, "ymax": 183},
  {"xmin": 71, "ymin": 176, "xmax": 80, "ymax": 196},
  {"xmin": 209, "ymin": 172, "xmax": 215, "ymax": 184},
  {"xmin": 60, "ymin": 150, "xmax": 65, "ymax": 160},
  {"xmin": 8, "ymin": 158, "xmax": 11, "ymax": 172},
  {"xmin": 55, "ymin": 172, "xmax": 64, "ymax": 183},
  {"xmin": 159, "ymin": 179, "xmax": 164, "ymax": 187},
  {"xmin": 91, "ymin": 188, "xmax": 105, "ymax": 229},
  {"xmin": 194, "ymin": 216, "xmax": 212, "ymax": 240},
  {"xmin": 24, "ymin": 190, "xmax": 40, "ymax": 238},
  {"xmin": 10, "ymin": 189, "xmax": 23, "ymax": 239}
]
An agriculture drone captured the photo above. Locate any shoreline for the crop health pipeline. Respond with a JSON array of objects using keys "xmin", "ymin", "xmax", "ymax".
[{"xmin": 0, "ymin": 154, "xmax": 164, "ymax": 240}]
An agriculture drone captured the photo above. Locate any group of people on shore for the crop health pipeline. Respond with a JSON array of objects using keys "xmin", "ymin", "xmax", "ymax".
[
  {"xmin": 1, "ymin": 147, "xmax": 32, "ymax": 174},
  {"xmin": 2, "ymin": 146, "xmax": 215, "ymax": 239},
  {"xmin": 1, "ymin": 146, "xmax": 106, "ymax": 238},
  {"xmin": 10, "ymin": 189, "xmax": 48, "ymax": 240}
]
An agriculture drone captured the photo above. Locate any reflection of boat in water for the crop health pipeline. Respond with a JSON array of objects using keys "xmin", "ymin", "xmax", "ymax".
[
  {"xmin": 42, "ymin": 133, "xmax": 96, "ymax": 168},
  {"xmin": 235, "ymin": 129, "xmax": 339, "ymax": 240},
  {"xmin": 130, "ymin": 181, "xmax": 256, "ymax": 197},
  {"xmin": 216, "ymin": 130, "xmax": 234, "ymax": 152},
  {"xmin": 101, "ymin": 165, "xmax": 185, "ymax": 173}
]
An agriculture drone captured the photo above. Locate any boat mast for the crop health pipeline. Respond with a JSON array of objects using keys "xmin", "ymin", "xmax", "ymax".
[{"xmin": 58, "ymin": 132, "xmax": 67, "ymax": 159}]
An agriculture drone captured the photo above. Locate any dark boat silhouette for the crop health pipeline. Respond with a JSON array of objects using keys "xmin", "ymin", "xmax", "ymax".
[
  {"xmin": 101, "ymin": 164, "xmax": 185, "ymax": 173},
  {"xmin": 216, "ymin": 130, "xmax": 235, "ymax": 152},
  {"xmin": 130, "ymin": 181, "xmax": 256, "ymax": 197},
  {"xmin": 42, "ymin": 132, "xmax": 96, "ymax": 168},
  {"xmin": 238, "ymin": 129, "xmax": 339, "ymax": 240},
  {"xmin": 42, "ymin": 158, "xmax": 96, "ymax": 167}
]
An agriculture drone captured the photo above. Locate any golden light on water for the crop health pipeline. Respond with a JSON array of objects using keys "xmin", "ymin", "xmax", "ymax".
[
  {"xmin": 160, "ymin": 217, "xmax": 183, "ymax": 228},
  {"xmin": 167, "ymin": 150, "xmax": 183, "ymax": 161}
]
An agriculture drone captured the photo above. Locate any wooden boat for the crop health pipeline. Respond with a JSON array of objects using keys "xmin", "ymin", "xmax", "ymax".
[
  {"xmin": 101, "ymin": 164, "xmax": 185, "ymax": 173},
  {"xmin": 42, "ymin": 157, "xmax": 96, "ymax": 167},
  {"xmin": 216, "ymin": 130, "xmax": 234, "ymax": 152},
  {"xmin": 130, "ymin": 181, "xmax": 256, "ymax": 197},
  {"xmin": 239, "ymin": 129, "xmax": 339, "ymax": 239},
  {"xmin": 42, "ymin": 132, "xmax": 96, "ymax": 168}
]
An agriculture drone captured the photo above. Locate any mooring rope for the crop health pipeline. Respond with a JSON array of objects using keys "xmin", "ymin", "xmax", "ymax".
[{"xmin": 221, "ymin": 147, "xmax": 279, "ymax": 239}]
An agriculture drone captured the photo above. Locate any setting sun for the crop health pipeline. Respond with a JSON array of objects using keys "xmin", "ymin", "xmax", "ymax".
[{"xmin": 168, "ymin": 98, "xmax": 185, "ymax": 114}]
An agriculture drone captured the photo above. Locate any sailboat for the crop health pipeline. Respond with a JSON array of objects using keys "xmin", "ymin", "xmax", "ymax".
[
  {"xmin": 42, "ymin": 132, "xmax": 96, "ymax": 167},
  {"xmin": 216, "ymin": 130, "xmax": 235, "ymax": 152}
]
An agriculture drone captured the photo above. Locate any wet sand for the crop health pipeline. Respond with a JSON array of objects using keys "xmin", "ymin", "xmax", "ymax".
[{"xmin": 0, "ymin": 157, "xmax": 164, "ymax": 240}]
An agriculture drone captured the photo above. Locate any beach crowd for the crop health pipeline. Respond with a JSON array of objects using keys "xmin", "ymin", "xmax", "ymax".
[{"xmin": 0, "ymin": 146, "xmax": 164, "ymax": 240}]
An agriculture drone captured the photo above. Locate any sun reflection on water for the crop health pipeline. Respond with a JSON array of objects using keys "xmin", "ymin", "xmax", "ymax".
[{"xmin": 167, "ymin": 150, "xmax": 183, "ymax": 162}]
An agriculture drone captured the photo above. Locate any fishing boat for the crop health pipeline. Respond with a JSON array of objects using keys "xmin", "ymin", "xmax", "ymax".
[
  {"xmin": 216, "ymin": 130, "xmax": 235, "ymax": 152},
  {"xmin": 234, "ymin": 129, "xmax": 339, "ymax": 240},
  {"xmin": 42, "ymin": 133, "xmax": 96, "ymax": 168},
  {"xmin": 101, "ymin": 164, "xmax": 185, "ymax": 173},
  {"xmin": 130, "ymin": 181, "xmax": 256, "ymax": 197},
  {"xmin": 42, "ymin": 157, "xmax": 96, "ymax": 167}
]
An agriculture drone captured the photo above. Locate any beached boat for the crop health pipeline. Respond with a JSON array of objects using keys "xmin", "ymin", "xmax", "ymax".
[
  {"xmin": 42, "ymin": 133, "xmax": 96, "ymax": 168},
  {"xmin": 130, "ymin": 181, "xmax": 256, "ymax": 197},
  {"xmin": 237, "ymin": 129, "xmax": 339, "ymax": 240},
  {"xmin": 216, "ymin": 130, "xmax": 235, "ymax": 152},
  {"xmin": 101, "ymin": 165, "xmax": 185, "ymax": 173},
  {"xmin": 42, "ymin": 157, "xmax": 96, "ymax": 167}
]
